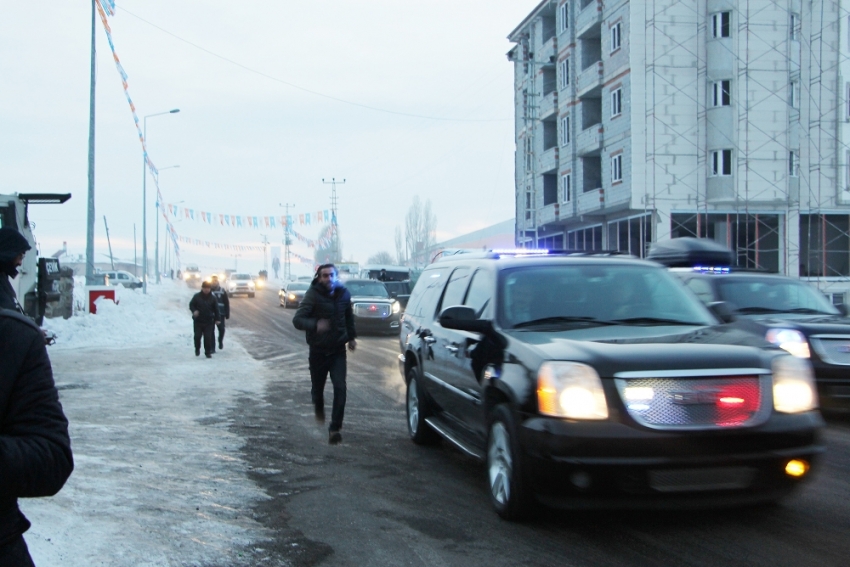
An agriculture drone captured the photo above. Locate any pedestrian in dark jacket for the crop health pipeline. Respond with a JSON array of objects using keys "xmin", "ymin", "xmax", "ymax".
[
  {"xmin": 0, "ymin": 309, "xmax": 73, "ymax": 565},
  {"xmin": 293, "ymin": 264, "xmax": 356, "ymax": 444},
  {"xmin": 189, "ymin": 281, "xmax": 221, "ymax": 358},
  {"xmin": 0, "ymin": 228, "xmax": 31, "ymax": 314},
  {"xmin": 210, "ymin": 276, "xmax": 230, "ymax": 352}
]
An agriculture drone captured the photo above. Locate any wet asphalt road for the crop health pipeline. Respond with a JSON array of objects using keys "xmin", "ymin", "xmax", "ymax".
[{"xmin": 225, "ymin": 286, "xmax": 850, "ymax": 567}]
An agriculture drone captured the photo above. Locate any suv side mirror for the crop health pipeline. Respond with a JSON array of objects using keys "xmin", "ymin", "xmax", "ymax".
[
  {"xmin": 708, "ymin": 301, "xmax": 737, "ymax": 323},
  {"xmin": 389, "ymin": 291, "xmax": 398, "ymax": 299},
  {"xmin": 439, "ymin": 305, "xmax": 493, "ymax": 334},
  {"xmin": 837, "ymin": 303, "xmax": 849, "ymax": 317}
]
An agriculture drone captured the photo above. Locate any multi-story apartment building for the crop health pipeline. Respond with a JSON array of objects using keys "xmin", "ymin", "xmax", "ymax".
[{"xmin": 509, "ymin": 0, "xmax": 849, "ymax": 302}]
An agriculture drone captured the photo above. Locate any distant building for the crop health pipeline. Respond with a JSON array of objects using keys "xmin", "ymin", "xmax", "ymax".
[
  {"xmin": 509, "ymin": 0, "xmax": 849, "ymax": 303},
  {"xmin": 425, "ymin": 219, "xmax": 515, "ymax": 262}
]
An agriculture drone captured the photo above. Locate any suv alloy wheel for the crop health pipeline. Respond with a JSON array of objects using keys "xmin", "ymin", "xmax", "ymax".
[
  {"xmin": 487, "ymin": 405, "xmax": 533, "ymax": 520},
  {"xmin": 406, "ymin": 367, "xmax": 438, "ymax": 445}
]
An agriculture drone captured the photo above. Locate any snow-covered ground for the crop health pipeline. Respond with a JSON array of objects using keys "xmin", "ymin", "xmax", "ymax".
[{"xmin": 22, "ymin": 281, "xmax": 279, "ymax": 566}]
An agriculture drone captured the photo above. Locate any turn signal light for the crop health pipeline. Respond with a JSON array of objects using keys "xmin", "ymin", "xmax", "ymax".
[{"xmin": 785, "ymin": 459, "xmax": 809, "ymax": 478}]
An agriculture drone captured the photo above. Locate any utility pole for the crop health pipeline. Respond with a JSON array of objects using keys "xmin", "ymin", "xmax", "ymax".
[
  {"xmin": 85, "ymin": 0, "xmax": 97, "ymax": 284},
  {"xmin": 279, "ymin": 202, "xmax": 294, "ymax": 281},
  {"xmin": 260, "ymin": 233, "xmax": 269, "ymax": 273},
  {"xmin": 103, "ymin": 216, "xmax": 115, "ymax": 270},
  {"xmin": 133, "ymin": 224, "xmax": 137, "ymax": 276},
  {"xmin": 322, "ymin": 178, "xmax": 345, "ymax": 263}
]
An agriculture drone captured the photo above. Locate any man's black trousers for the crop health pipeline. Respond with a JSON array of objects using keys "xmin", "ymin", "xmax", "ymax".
[
  {"xmin": 193, "ymin": 321, "xmax": 215, "ymax": 355},
  {"xmin": 216, "ymin": 319, "xmax": 225, "ymax": 346},
  {"xmin": 308, "ymin": 349, "xmax": 347, "ymax": 432}
]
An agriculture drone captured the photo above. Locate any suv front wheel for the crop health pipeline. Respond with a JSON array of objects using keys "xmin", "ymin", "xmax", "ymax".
[{"xmin": 487, "ymin": 405, "xmax": 533, "ymax": 520}]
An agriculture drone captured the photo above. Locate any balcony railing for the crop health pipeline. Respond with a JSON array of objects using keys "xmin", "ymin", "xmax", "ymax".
[
  {"xmin": 538, "ymin": 146, "xmax": 559, "ymax": 173},
  {"xmin": 576, "ymin": 0, "xmax": 602, "ymax": 38},
  {"xmin": 539, "ymin": 91, "xmax": 557, "ymax": 119},
  {"xmin": 576, "ymin": 61, "xmax": 603, "ymax": 97},
  {"xmin": 576, "ymin": 124, "xmax": 603, "ymax": 156}
]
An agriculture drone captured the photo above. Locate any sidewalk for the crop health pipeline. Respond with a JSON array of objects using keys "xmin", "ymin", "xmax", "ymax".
[{"xmin": 23, "ymin": 281, "xmax": 282, "ymax": 566}]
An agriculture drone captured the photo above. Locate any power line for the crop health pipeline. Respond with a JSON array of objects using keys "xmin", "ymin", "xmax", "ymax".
[{"xmin": 116, "ymin": 5, "xmax": 511, "ymax": 123}]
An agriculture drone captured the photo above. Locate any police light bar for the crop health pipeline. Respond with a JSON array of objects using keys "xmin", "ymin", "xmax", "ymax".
[
  {"xmin": 693, "ymin": 266, "xmax": 731, "ymax": 274},
  {"xmin": 491, "ymin": 248, "xmax": 551, "ymax": 256}
]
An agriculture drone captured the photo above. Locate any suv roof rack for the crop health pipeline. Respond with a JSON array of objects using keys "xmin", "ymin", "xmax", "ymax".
[{"xmin": 647, "ymin": 237, "xmax": 733, "ymax": 268}]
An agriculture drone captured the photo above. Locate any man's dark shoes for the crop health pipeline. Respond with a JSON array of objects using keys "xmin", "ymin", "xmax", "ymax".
[
  {"xmin": 195, "ymin": 349, "xmax": 200, "ymax": 357},
  {"xmin": 219, "ymin": 342, "xmax": 224, "ymax": 350},
  {"xmin": 314, "ymin": 407, "xmax": 325, "ymax": 424},
  {"xmin": 205, "ymin": 353, "xmax": 212, "ymax": 358},
  {"xmin": 329, "ymin": 431, "xmax": 342, "ymax": 445}
]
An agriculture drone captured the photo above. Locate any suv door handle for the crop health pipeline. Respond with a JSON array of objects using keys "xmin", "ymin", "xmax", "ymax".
[{"xmin": 444, "ymin": 345, "xmax": 458, "ymax": 354}]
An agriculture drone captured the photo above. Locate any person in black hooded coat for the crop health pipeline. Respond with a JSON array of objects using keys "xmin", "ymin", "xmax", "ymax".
[{"xmin": 0, "ymin": 228, "xmax": 31, "ymax": 314}]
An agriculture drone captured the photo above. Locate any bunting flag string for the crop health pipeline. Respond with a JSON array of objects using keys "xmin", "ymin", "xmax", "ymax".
[
  {"xmin": 164, "ymin": 204, "xmax": 336, "ymax": 231},
  {"xmin": 173, "ymin": 235, "xmax": 266, "ymax": 253},
  {"xmin": 95, "ymin": 0, "xmax": 182, "ymax": 263}
]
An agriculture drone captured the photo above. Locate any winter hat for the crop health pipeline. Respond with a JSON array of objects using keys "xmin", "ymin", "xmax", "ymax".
[{"xmin": 0, "ymin": 228, "xmax": 31, "ymax": 264}]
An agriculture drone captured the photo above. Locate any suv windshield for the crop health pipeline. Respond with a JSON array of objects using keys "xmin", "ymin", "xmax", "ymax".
[
  {"xmin": 499, "ymin": 264, "xmax": 715, "ymax": 329},
  {"xmin": 718, "ymin": 277, "xmax": 839, "ymax": 315},
  {"xmin": 347, "ymin": 281, "xmax": 390, "ymax": 298},
  {"xmin": 288, "ymin": 283, "xmax": 309, "ymax": 291},
  {"xmin": 232, "ymin": 273, "xmax": 251, "ymax": 280}
]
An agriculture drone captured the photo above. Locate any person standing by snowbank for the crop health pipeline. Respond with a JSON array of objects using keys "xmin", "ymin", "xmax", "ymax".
[
  {"xmin": 0, "ymin": 228, "xmax": 31, "ymax": 314},
  {"xmin": 0, "ymin": 309, "xmax": 73, "ymax": 565},
  {"xmin": 189, "ymin": 281, "xmax": 220, "ymax": 358},
  {"xmin": 210, "ymin": 276, "xmax": 230, "ymax": 352}
]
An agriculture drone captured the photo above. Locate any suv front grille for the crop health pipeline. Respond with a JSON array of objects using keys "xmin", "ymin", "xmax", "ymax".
[
  {"xmin": 614, "ymin": 373, "xmax": 770, "ymax": 430},
  {"xmin": 810, "ymin": 335, "xmax": 850, "ymax": 365},
  {"xmin": 354, "ymin": 303, "xmax": 390, "ymax": 318}
]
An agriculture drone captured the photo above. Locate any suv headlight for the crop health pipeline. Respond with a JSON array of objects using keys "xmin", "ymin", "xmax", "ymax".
[
  {"xmin": 766, "ymin": 328, "xmax": 810, "ymax": 358},
  {"xmin": 772, "ymin": 355, "xmax": 818, "ymax": 413},
  {"xmin": 392, "ymin": 300, "xmax": 400, "ymax": 314},
  {"xmin": 537, "ymin": 362, "xmax": 608, "ymax": 420}
]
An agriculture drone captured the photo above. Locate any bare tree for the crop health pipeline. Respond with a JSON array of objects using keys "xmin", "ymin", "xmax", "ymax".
[
  {"xmin": 394, "ymin": 225, "xmax": 406, "ymax": 266},
  {"xmin": 404, "ymin": 196, "xmax": 437, "ymax": 267},
  {"xmin": 367, "ymin": 251, "xmax": 395, "ymax": 265}
]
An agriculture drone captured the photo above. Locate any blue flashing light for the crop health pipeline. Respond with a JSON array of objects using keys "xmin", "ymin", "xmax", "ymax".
[
  {"xmin": 693, "ymin": 265, "xmax": 730, "ymax": 274},
  {"xmin": 491, "ymin": 248, "xmax": 550, "ymax": 256}
]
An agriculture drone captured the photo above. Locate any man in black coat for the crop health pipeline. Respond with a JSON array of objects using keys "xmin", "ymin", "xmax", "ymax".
[
  {"xmin": 0, "ymin": 228, "xmax": 31, "ymax": 314},
  {"xmin": 189, "ymin": 281, "xmax": 220, "ymax": 358},
  {"xmin": 209, "ymin": 276, "xmax": 230, "ymax": 352},
  {"xmin": 0, "ymin": 309, "xmax": 73, "ymax": 565},
  {"xmin": 293, "ymin": 264, "xmax": 357, "ymax": 444}
]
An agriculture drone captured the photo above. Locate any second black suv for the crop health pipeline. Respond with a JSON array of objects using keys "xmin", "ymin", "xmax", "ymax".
[{"xmin": 398, "ymin": 250, "xmax": 823, "ymax": 519}]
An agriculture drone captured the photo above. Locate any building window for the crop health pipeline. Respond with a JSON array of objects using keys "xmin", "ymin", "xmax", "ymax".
[
  {"xmin": 525, "ymin": 190, "xmax": 532, "ymax": 221},
  {"xmin": 671, "ymin": 213, "xmax": 780, "ymax": 272},
  {"xmin": 712, "ymin": 80, "xmax": 731, "ymax": 107},
  {"xmin": 800, "ymin": 214, "xmax": 850, "ymax": 277},
  {"xmin": 559, "ymin": 3, "xmax": 569, "ymax": 32},
  {"xmin": 567, "ymin": 225, "xmax": 603, "ymax": 251},
  {"xmin": 789, "ymin": 151, "xmax": 799, "ymax": 177},
  {"xmin": 611, "ymin": 88, "xmax": 623, "ymax": 117},
  {"xmin": 711, "ymin": 149, "xmax": 733, "ymax": 176},
  {"xmin": 790, "ymin": 80, "xmax": 799, "ymax": 108},
  {"xmin": 610, "ymin": 22, "xmax": 622, "ymax": 52},
  {"xmin": 608, "ymin": 214, "xmax": 652, "ymax": 257},
  {"xmin": 562, "ymin": 173, "xmax": 572, "ymax": 202},
  {"xmin": 611, "ymin": 154, "xmax": 623, "ymax": 183},
  {"xmin": 711, "ymin": 12, "xmax": 731, "ymax": 38},
  {"xmin": 846, "ymin": 150, "xmax": 850, "ymax": 189},
  {"xmin": 790, "ymin": 13, "xmax": 800, "ymax": 40},
  {"xmin": 559, "ymin": 58, "xmax": 570, "ymax": 89},
  {"xmin": 560, "ymin": 115, "xmax": 571, "ymax": 146}
]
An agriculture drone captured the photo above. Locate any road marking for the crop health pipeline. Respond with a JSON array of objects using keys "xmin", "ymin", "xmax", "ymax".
[{"xmin": 263, "ymin": 352, "xmax": 300, "ymax": 362}]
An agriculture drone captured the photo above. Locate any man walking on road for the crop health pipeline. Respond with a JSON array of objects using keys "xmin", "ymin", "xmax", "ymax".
[
  {"xmin": 293, "ymin": 264, "xmax": 356, "ymax": 444},
  {"xmin": 0, "ymin": 308, "xmax": 74, "ymax": 565},
  {"xmin": 190, "ymin": 281, "xmax": 220, "ymax": 358},
  {"xmin": 0, "ymin": 228, "xmax": 31, "ymax": 314},
  {"xmin": 210, "ymin": 276, "xmax": 230, "ymax": 352}
]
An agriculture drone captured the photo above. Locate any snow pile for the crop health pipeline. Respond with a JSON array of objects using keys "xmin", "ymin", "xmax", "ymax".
[{"xmin": 43, "ymin": 280, "xmax": 196, "ymax": 350}]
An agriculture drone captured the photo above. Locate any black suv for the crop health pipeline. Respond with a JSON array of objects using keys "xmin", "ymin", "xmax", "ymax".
[
  {"xmin": 650, "ymin": 237, "xmax": 850, "ymax": 409},
  {"xmin": 398, "ymin": 250, "xmax": 823, "ymax": 519}
]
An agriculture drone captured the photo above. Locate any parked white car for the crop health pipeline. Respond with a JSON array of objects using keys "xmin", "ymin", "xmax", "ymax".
[{"xmin": 104, "ymin": 270, "xmax": 143, "ymax": 289}]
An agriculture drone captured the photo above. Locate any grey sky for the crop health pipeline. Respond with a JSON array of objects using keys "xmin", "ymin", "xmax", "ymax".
[{"xmin": 0, "ymin": 0, "xmax": 538, "ymax": 273}]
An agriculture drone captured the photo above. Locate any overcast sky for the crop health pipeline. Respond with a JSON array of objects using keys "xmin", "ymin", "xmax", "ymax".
[{"xmin": 0, "ymin": 0, "xmax": 538, "ymax": 274}]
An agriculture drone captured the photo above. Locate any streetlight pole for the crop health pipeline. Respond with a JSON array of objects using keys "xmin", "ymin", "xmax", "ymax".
[
  {"xmin": 142, "ymin": 108, "xmax": 179, "ymax": 293},
  {"xmin": 154, "ymin": 165, "xmax": 179, "ymax": 284}
]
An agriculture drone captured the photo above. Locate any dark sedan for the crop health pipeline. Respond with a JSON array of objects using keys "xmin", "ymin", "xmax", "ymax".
[
  {"xmin": 345, "ymin": 279, "xmax": 401, "ymax": 334},
  {"xmin": 280, "ymin": 282, "xmax": 310, "ymax": 308}
]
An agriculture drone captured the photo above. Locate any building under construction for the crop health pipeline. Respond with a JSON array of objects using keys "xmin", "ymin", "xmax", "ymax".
[{"xmin": 508, "ymin": 0, "xmax": 850, "ymax": 303}]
